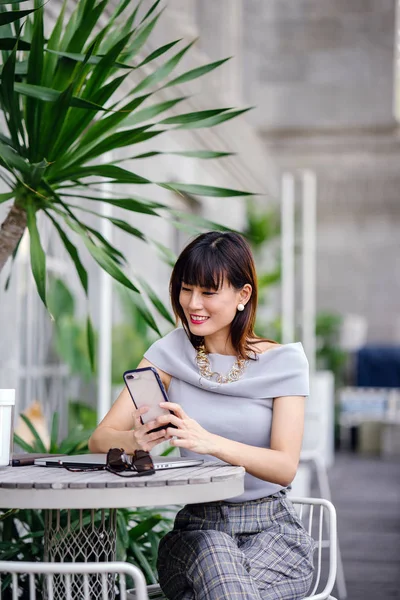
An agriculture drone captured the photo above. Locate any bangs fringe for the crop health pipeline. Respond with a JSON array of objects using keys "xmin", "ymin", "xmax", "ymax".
[{"xmin": 180, "ymin": 247, "xmax": 226, "ymax": 290}]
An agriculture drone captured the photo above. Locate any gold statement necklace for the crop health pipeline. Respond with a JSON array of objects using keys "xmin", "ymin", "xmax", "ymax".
[{"xmin": 196, "ymin": 344, "xmax": 248, "ymax": 384}]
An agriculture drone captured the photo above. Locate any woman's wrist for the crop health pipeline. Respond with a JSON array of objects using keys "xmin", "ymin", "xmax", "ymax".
[
  {"xmin": 89, "ymin": 428, "xmax": 139, "ymax": 454},
  {"xmin": 208, "ymin": 434, "xmax": 237, "ymax": 462}
]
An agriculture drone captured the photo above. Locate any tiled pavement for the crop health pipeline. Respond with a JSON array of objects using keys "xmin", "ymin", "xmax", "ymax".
[{"xmin": 328, "ymin": 451, "xmax": 400, "ymax": 600}]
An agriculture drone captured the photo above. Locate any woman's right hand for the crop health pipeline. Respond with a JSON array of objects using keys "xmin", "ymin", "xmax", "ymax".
[{"xmin": 132, "ymin": 406, "xmax": 168, "ymax": 452}]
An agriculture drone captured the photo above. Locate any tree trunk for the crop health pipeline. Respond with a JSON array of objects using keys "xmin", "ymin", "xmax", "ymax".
[{"xmin": 0, "ymin": 202, "xmax": 27, "ymax": 272}]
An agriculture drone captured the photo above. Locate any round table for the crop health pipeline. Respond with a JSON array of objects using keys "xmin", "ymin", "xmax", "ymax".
[
  {"xmin": 0, "ymin": 461, "xmax": 244, "ymax": 598},
  {"xmin": 0, "ymin": 460, "xmax": 244, "ymax": 509}
]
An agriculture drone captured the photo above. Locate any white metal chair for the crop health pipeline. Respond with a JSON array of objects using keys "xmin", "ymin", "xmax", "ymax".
[
  {"xmin": 299, "ymin": 371, "xmax": 347, "ymax": 599},
  {"xmin": 290, "ymin": 497, "xmax": 338, "ymax": 600},
  {"xmin": 298, "ymin": 463, "xmax": 346, "ymax": 599},
  {"xmin": 0, "ymin": 560, "xmax": 149, "ymax": 600},
  {"xmin": 128, "ymin": 497, "xmax": 338, "ymax": 600}
]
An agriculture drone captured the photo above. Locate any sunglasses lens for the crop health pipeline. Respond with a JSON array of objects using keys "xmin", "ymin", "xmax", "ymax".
[
  {"xmin": 133, "ymin": 450, "xmax": 155, "ymax": 473},
  {"xmin": 107, "ymin": 448, "xmax": 126, "ymax": 472},
  {"xmin": 105, "ymin": 448, "xmax": 155, "ymax": 476}
]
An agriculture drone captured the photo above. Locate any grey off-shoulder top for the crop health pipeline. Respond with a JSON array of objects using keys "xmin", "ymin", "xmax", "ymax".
[{"xmin": 144, "ymin": 328, "xmax": 309, "ymax": 502}]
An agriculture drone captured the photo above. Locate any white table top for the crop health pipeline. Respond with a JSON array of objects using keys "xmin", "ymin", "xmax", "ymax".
[{"xmin": 0, "ymin": 462, "xmax": 245, "ymax": 509}]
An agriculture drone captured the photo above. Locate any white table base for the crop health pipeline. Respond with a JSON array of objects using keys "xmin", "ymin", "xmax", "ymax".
[
  {"xmin": 44, "ymin": 508, "xmax": 117, "ymax": 562},
  {"xmin": 44, "ymin": 508, "xmax": 117, "ymax": 599}
]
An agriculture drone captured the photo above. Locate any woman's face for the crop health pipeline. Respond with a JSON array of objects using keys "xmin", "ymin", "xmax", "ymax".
[{"xmin": 179, "ymin": 280, "xmax": 247, "ymax": 339}]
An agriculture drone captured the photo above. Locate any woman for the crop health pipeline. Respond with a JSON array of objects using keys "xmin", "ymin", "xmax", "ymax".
[{"xmin": 89, "ymin": 231, "xmax": 315, "ymax": 600}]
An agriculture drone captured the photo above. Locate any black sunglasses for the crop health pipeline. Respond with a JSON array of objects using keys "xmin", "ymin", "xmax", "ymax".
[
  {"xmin": 63, "ymin": 448, "xmax": 155, "ymax": 478},
  {"xmin": 107, "ymin": 448, "xmax": 155, "ymax": 477}
]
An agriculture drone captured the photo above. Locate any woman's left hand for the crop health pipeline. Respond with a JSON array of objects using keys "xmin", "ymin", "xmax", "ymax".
[{"xmin": 156, "ymin": 402, "xmax": 218, "ymax": 455}]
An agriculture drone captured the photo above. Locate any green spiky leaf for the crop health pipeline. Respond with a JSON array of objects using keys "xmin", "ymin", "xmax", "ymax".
[
  {"xmin": 0, "ymin": 5, "xmax": 42, "ymax": 26},
  {"xmin": 86, "ymin": 316, "xmax": 95, "ymax": 372},
  {"xmin": 26, "ymin": 204, "xmax": 47, "ymax": 308},
  {"xmin": 159, "ymin": 182, "xmax": 254, "ymax": 197},
  {"xmin": 135, "ymin": 274, "xmax": 174, "ymax": 325},
  {"xmin": 164, "ymin": 57, "xmax": 231, "ymax": 88},
  {"xmin": 0, "ymin": 38, "xmax": 31, "ymax": 50}
]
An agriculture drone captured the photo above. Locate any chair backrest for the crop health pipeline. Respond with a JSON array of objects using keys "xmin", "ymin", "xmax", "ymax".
[
  {"xmin": 289, "ymin": 497, "xmax": 337, "ymax": 600},
  {"xmin": 0, "ymin": 560, "xmax": 149, "ymax": 600}
]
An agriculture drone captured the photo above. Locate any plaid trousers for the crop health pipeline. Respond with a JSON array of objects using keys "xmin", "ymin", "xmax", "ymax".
[{"xmin": 157, "ymin": 492, "xmax": 315, "ymax": 600}]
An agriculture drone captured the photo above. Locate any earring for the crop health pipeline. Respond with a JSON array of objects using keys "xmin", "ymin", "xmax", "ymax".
[{"xmin": 237, "ymin": 303, "xmax": 245, "ymax": 312}]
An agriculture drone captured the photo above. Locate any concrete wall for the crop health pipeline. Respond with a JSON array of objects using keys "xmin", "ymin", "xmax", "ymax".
[
  {"xmin": 241, "ymin": 0, "xmax": 396, "ymax": 131},
  {"xmin": 264, "ymin": 131, "xmax": 400, "ymax": 342},
  {"xmin": 194, "ymin": 0, "xmax": 400, "ymax": 342}
]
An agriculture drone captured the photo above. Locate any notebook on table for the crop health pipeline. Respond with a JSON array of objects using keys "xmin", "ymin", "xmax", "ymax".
[{"xmin": 34, "ymin": 453, "xmax": 203, "ymax": 470}]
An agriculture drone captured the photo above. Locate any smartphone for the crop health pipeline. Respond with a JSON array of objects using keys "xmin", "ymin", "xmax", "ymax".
[{"xmin": 123, "ymin": 367, "xmax": 174, "ymax": 433}]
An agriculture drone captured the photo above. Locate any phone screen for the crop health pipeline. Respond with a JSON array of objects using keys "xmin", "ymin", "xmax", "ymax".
[{"xmin": 123, "ymin": 367, "xmax": 172, "ymax": 432}]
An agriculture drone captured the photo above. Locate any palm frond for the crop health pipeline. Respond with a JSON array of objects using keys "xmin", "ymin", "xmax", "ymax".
[{"xmin": 0, "ymin": 0, "xmax": 256, "ymax": 354}]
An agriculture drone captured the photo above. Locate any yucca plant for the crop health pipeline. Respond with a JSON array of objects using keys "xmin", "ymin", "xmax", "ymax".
[{"xmin": 0, "ymin": 0, "xmax": 252, "ymax": 363}]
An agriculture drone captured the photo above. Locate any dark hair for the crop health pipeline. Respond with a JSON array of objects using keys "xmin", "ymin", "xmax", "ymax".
[{"xmin": 169, "ymin": 231, "xmax": 276, "ymax": 359}]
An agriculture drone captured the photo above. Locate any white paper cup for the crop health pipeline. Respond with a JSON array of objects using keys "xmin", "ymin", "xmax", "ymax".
[{"xmin": 0, "ymin": 389, "xmax": 15, "ymax": 467}]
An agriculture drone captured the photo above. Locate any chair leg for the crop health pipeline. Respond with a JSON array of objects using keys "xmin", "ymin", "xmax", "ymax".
[{"xmin": 313, "ymin": 457, "xmax": 347, "ymax": 600}]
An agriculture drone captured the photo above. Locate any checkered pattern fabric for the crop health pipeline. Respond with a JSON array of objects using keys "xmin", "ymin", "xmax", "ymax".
[{"xmin": 157, "ymin": 493, "xmax": 315, "ymax": 600}]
